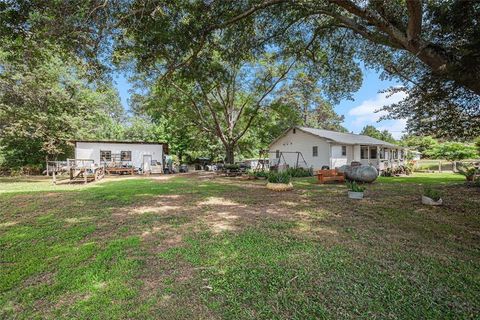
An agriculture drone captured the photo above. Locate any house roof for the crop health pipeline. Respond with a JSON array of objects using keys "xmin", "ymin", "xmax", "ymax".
[
  {"xmin": 74, "ymin": 140, "xmax": 166, "ymax": 145},
  {"xmin": 270, "ymin": 126, "xmax": 400, "ymax": 148}
]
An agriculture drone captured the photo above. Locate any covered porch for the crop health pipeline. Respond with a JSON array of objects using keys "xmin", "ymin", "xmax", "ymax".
[{"xmin": 353, "ymin": 145, "xmax": 405, "ymax": 171}]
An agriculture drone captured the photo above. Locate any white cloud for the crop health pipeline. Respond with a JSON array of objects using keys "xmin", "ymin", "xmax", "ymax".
[
  {"xmin": 348, "ymin": 91, "xmax": 407, "ymax": 125},
  {"xmin": 377, "ymin": 119, "xmax": 407, "ymax": 139},
  {"xmin": 347, "ymin": 91, "xmax": 407, "ymax": 138}
]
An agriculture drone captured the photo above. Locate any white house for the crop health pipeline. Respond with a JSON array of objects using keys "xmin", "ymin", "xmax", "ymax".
[
  {"xmin": 269, "ymin": 127, "xmax": 406, "ymax": 171},
  {"xmin": 74, "ymin": 140, "xmax": 166, "ymax": 172}
]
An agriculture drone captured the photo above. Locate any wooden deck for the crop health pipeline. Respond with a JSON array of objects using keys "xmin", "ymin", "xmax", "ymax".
[
  {"xmin": 105, "ymin": 167, "xmax": 135, "ymax": 175},
  {"xmin": 64, "ymin": 166, "xmax": 105, "ymax": 184}
]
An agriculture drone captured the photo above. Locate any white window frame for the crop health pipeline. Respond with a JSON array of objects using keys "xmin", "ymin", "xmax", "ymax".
[{"xmin": 360, "ymin": 146, "xmax": 369, "ymax": 159}]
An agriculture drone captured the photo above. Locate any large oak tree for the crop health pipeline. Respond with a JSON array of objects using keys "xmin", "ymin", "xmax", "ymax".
[{"xmin": 116, "ymin": 0, "xmax": 479, "ymax": 139}]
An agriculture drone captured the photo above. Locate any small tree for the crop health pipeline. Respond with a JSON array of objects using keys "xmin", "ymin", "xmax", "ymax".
[
  {"xmin": 427, "ymin": 142, "xmax": 477, "ymax": 171},
  {"xmin": 400, "ymin": 135, "xmax": 439, "ymax": 158}
]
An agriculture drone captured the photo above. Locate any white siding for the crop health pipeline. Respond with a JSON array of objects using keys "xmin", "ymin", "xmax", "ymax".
[
  {"xmin": 269, "ymin": 129, "xmax": 331, "ymax": 171},
  {"xmin": 330, "ymin": 144, "xmax": 352, "ymax": 168},
  {"xmin": 353, "ymin": 145, "xmax": 361, "ymax": 162},
  {"xmin": 75, "ymin": 142, "xmax": 164, "ymax": 169}
]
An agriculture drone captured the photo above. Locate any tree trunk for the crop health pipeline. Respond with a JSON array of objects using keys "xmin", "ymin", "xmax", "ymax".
[{"xmin": 225, "ymin": 144, "xmax": 235, "ymax": 164}]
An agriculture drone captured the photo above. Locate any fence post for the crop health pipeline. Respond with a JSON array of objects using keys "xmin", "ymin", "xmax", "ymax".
[{"xmin": 439, "ymin": 160, "xmax": 442, "ymax": 172}]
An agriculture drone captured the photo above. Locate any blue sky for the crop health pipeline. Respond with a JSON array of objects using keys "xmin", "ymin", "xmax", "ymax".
[
  {"xmin": 335, "ymin": 67, "xmax": 407, "ymax": 139},
  {"xmin": 114, "ymin": 66, "xmax": 407, "ymax": 139}
]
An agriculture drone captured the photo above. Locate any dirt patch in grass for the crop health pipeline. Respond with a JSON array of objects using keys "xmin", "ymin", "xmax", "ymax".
[{"xmin": 1, "ymin": 172, "xmax": 479, "ymax": 319}]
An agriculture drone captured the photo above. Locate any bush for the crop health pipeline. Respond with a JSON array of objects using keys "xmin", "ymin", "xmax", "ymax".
[
  {"xmin": 346, "ymin": 181, "xmax": 365, "ymax": 192},
  {"xmin": 381, "ymin": 164, "xmax": 413, "ymax": 177},
  {"xmin": 423, "ymin": 187, "xmax": 442, "ymax": 201},
  {"xmin": 457, "ymin": 163, "xmax": 478, "ymax": 179},
  {"xmin": 253, "ymin": 171, "xmax": 269, "ymax": 178},
  {"xmin": 267, "ymin": 171, "xmax": 291, "ymax": 184},
  {"xmin": 286, "ymin": 167, "xmax": 313, "ymax": 177},
  {"xmin": 224, "ymin": 164, "xmax": 240, "ymax": 170}
]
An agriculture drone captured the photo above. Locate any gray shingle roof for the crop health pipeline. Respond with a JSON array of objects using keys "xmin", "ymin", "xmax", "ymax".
[{"xmin": 296, "ymin": 127, "xmax": 399, "ymax": 147}]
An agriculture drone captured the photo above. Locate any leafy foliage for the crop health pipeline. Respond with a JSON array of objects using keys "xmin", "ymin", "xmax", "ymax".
[
  {"xmin": 425, "ymin": 142, "xmax": 478, "ymax": 161},
  {"xmin": 423, "ymin": 187, "xmax": 442, "ymax": 201},
  {"xmin": 273, "ymin": 73, "xmax": 347, "ymax": 132},
  {"xmin": 346, "ymin": 181, "xmax": 365, "ymax": 192},
  {"xmin": 120, "ymin": 0, "xmax": 480, "ymax": 139},
  {"xmin": 0, "ymin": 49, "xmax": 123, "ymax": 168},
  {"xmin": 400, "ymin": 135, "xmax": 439, "ymax": 156},
  {"xmin": 267, "ymin": 171, "xmax": 291, "ymax": 184},
  {"xmin": 457, "ymin": 163, "xmax": 478, "ymax": 179},
  {"xmin": 224, "ymin": 164, "xmax": 240, "ymax": 170},
  {"xmin": 252, "ymin": 171, "xmax": 269, "ymax": 179},
  {"xmin": 285, "ymin": 167, "xmax": 313, "ymax": 178},
  {"xmin": 360, "ymin": 125, "xmax": 396, "ymax": 144}
]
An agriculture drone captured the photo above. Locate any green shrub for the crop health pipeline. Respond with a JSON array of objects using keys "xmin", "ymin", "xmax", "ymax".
[
  {"xmin": 423, "ymin": 187, "xmax": 442, "ymax": 201},
  {"xmin": 254, "ymin": 171, "xmax": 269, "ymax": 178},
  {"xmin": 224, "ymin": 164, "xmax": 240, "ymax": 170},
  {"xmin": 457, "ymin": 163, "xmax": 477, "ymax": 179},
  {"xmin": 286, "ymin": 167, "xmax": 313, "ymax": 177},
  {"xmin": 346, "ymin": 181, "xmax": 365, "ymax": 192},
  {"xmin": 267, "ymin": 171, "xmax": 291, "ymax": 184}
]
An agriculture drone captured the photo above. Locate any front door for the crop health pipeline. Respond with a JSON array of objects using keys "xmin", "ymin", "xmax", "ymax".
[{"xmin": 143, "ymin": 155, "xmax": 152, "ymax": 174}]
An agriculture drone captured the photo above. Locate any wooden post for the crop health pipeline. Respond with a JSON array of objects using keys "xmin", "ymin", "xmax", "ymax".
[
  {"xmin": 84, "ymin": 169, "xmax": 88, "ymax": 184},
  {"xmin": 439, "ymin": 161, "xmax": 442, "ymax": 173},
  {"xmin": 52, "ymin": 168, "xmax": 56, "ymax": 185}
]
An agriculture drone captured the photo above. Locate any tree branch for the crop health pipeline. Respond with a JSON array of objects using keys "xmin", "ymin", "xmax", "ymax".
[
  {"xmin": 198, "ymin": 82, "xmax": 229, "ymax": 145},
  {"xmin": 406, "ymin": 0, "xmax": 423, "ymax": 44},
  {"xmin": 213, "ymin": 0, "xmax": 290, "ymax": 31},
  {"xmin": 233, "ymin": 58, "xmax": 297, "ymax": 143},
  {"xmin": 168, "ymin": 81, "xmax": 213, "ymax": 132}
]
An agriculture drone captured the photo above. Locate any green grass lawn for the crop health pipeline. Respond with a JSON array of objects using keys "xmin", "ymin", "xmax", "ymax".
[{"xmin": 1, "ymin": 173, "xmax": 479, "ymax": 319}]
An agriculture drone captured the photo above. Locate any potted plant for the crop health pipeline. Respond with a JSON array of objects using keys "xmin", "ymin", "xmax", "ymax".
[
  {"xmin": 266, "ymin": 171, "xmax": 293, "ymax": 191},
  {"xmin": 346, "ymin": 181, "xmax": 365, "ymax": 199},
  {"xmin": 422, "ymin": 187, "xmax": 443, "ymax": 206}
]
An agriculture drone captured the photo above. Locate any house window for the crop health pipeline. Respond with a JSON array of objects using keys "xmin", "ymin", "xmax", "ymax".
[
  {"xmin": 312, "ymin": 146, "xmax": 318, "ymax": 157},
  {"xmin": 379, "ymin": 148, "xmax": 385, "ymax": 159},
  {"xmin": 276, "ymin": 150, "xmax": 280, "ymax": 159},
  {"xmin": 100, "ymin": 150, "xmax": 111, "ymax": 162},
  {"xmin": 370, "ymin": 147, "xmax": 378, "ymax": 159},
  {"xmin": 400, "ymin": 150, "xmax": 404, "ymax": 160},
  {"xmin": 121, "ymin": 151, "xmax": 132, "ymax": 161},
  {"xmin": 360, "ymin": 146, "xmax": 369, "ymax": 159},
  {"xmin": 341, "ymin": 146, "xmax": 347, "ymax": 156}
]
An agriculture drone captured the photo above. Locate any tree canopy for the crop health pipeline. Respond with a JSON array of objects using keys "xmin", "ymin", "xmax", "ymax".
[
  {"xmin": 1, "ymin": 0, "xmax": 479, "ymax": 169},
  {"xmin": 113, "ymin": 0, "xmax": 479, "ymax": 139},
  {"xmin": 425, "ymin": 142, "xmax": 478, "ymax": 162},
  {"xmin": 359, "ymin": 125, "xmax": 396, "ymax": 144}
]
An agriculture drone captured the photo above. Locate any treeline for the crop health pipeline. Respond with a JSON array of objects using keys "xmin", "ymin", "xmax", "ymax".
[
  {"xmin": 359, "ymin": 126, "xmax": 480, "ymax": 161},
  {"xmin": 1, "ymin": 1, "xmax": 480, "ymax": 173}
]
